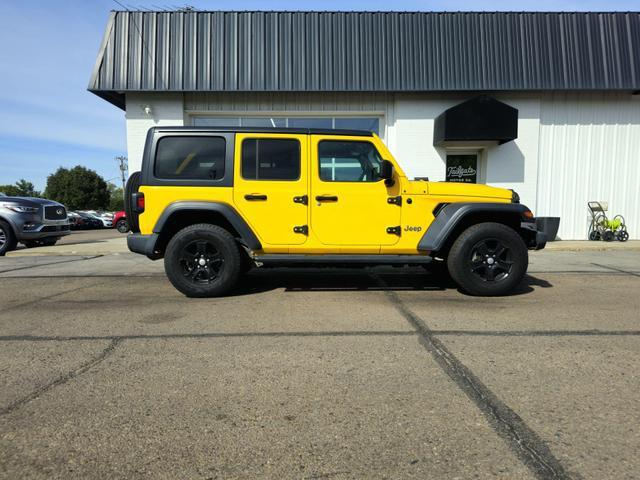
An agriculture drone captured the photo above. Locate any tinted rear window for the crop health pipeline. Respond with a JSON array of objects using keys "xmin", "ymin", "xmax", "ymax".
[
  {"xmin": 155, "ymin": 136, "xmax": 226, "ymax": 180},
  {"xmin": 241, "ymin": 138, "xmax": 300, "ymax": 181}
]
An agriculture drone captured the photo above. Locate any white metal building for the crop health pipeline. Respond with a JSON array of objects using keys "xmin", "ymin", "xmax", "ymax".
[{"xmin": 90, "ymin": 11, "xmax": 640, "ymax": 240}]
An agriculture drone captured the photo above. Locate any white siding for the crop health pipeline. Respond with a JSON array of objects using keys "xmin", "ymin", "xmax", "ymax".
[
  {"xmin": 125, "ymin": 90, "xmax": 640, "ymax": 240},
  {"xmin": 537, "ymin": 92, "xmax": 640, "ymax": 240},
  {"xmin": 125, "ymin": 93, "xmax": 185, "ymax": 173},
  {"xmin": 388, "ymin": 94, "xmax": 540, "ymax": 209}
]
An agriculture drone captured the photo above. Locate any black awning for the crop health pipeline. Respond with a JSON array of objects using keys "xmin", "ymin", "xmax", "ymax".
[{"xmin": 433, "ymin": 96, "xmax": 518, "ymax": 146}]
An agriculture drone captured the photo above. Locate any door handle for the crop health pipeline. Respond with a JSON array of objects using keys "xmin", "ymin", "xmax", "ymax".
[
  {"xmin": 244, "ymin": 194, "xmax": 267, "ymax": 201},
  {"xmin": 315, "ymin": 195, "xmax": 338, "ymax": 202}
]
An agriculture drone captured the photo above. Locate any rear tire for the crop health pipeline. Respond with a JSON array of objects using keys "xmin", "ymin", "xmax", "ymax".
[
  {"xmin": 164, "ymin": 224, "xmax": 242, "ymax": 297},
  {"xmin": 124, "ymin": 171, "xmax": 141, "ymax": 233},
  {"xmin": 116, "ymin": 219, "xmax": 129, "ymax": 233},
  {"xmin": 447, "ymin": 222, "xmax": 528, "ymax": 296},
  {"xmin": 0, "ymin": 220, "xmax": 16, "ymax": 256}
]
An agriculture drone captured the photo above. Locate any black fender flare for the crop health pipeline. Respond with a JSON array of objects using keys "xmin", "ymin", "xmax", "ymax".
[
  {"xmin": 153, "ymin": 201, "xmax": 262, "ymax": 250},
  {"xmin": 418, "ymin": 202, "xmax": 531, "ymax": 252}
]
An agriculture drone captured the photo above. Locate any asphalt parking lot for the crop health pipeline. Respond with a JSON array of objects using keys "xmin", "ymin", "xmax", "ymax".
[{"xmin": 1, "ymin": 233, "xmax": 639, "ymax": 479}]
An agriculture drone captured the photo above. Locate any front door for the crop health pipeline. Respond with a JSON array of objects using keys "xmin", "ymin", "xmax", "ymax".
[
  {"xmin": 310, "ymin": 136, "xmax": 401, "ymax": 246},
  {"xmin": 233, "ymin": 133, "xmax": 308, "ymax": 245}
]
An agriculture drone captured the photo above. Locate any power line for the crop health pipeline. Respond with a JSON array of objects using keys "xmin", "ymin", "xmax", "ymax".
[{"xmin": 115, "ymin": 156, "xmax": 128, "ymax": 191}]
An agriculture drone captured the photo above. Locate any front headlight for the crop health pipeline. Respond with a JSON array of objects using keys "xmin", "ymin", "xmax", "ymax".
[
  {"xmin": 510, "ymin": 189, "xmax": 520, "ymax": 203},
  {"xmin": 0, "ymin": 202, "xmax": 39, "ymax": 213}
]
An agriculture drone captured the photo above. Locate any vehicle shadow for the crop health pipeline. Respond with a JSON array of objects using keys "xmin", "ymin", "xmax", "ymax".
[{"xmin": 232, "ymin": 267, "xmax": 552, "ymax": 297}]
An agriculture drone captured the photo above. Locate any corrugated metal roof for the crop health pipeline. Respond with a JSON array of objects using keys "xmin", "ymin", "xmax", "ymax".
[{"xmin": 89, "ymin": 11, "xmax": 640, "ymax": 109}]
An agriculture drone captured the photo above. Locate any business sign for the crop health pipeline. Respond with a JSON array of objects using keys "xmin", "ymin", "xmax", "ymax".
[{"xmin": 446, "ymin": 154, "xmax": 477, "ymax": 183}]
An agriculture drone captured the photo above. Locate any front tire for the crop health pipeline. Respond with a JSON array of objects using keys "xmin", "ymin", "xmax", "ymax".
[
  {"xmin": 447, "ymin": 222, "xmax": 528, "ymax": 296},
  {"xmin": 116, "ymin": 219, "xmax": 129, "ymax": 233},
  {"xmin": 164, "ymin": 224, "xmax": 242, "ymax": 298},
  {"xmin": 0, "ymin": 220, "xmax": 16, "ymax": 256}
]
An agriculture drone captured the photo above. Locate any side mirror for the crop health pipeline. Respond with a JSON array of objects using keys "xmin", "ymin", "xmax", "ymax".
[{"xmin": 380, "ymin": 160, "xmax": 394, "ymax": 186}]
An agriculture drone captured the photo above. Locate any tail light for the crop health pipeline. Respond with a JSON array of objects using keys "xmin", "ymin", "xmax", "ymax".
[{"xmin": 132, "ymin": 192, "xmax": 145, "ymax": 214}]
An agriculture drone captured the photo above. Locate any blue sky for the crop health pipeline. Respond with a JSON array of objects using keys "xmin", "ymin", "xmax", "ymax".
[{"xmin": 1, "ymin": 0, "xmax": 638, "ymax": 191}]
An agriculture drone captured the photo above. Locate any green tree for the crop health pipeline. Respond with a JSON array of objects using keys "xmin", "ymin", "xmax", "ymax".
[
  {"xmin": 44, "ymin": 166, "xmax": 110, "ymax": 210},
  {"xmin": 0, "ymin": 179, "xmax": 40, "ymax": 197},
  {"xmin": 14, "ymin": 179, "xmax": 40, "ymax": 197},
  {"xmin": 108, "ymin": 183, "xmax": 125, "ymax": 211},
  {"xmin": 0, "ymin": 184, "xmax": 20, "ymax": 196}
]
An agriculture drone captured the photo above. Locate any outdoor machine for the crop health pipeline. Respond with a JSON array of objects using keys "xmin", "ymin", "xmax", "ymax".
[{"xmin": 588, "ymin": 201, "xmax": 629, "ymax": 242}]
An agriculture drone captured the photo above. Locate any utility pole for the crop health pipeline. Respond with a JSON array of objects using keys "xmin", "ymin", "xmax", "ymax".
[{"xmin": 115, "ymin": 156, "xmax": 128, "ymax": 191}]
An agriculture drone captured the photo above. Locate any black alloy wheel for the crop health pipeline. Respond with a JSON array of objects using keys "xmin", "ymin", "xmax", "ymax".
[
  {"xmin": 179, "ymin": 239, "xmax": 225, "ymax": 284},
  {"xmin": 164, "ymin": 223, "xmax": 242, "ymax": 297},
  {"xmin": 447, "ymin": 222, "xmax": 528, "ymax": 296},
  {"xmin": 468, "ymin": 238, "xmax": 514, "ymax": 282}
]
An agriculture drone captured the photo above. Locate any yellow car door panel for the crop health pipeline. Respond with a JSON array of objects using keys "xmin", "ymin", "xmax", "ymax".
[
  {"xmin": 233, "ymin": 133, "xmax": 308, "ymax": 246},
  {"xmin": 310, "ymin": 135, "xmax": 401, "ymax": 246}
]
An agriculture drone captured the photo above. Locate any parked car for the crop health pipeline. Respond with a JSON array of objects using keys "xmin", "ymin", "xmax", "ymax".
[
  {"xmin": 85, "ymin": 210, "xmax": 114, "ymax": 224},
  {"xmin": 112, "ymin": 210, "xmax": 129, "ymax": 233},
  {"xmin": 67, "ymin": 212, "xmax": 85, "ymax": 230},
  {"xmin": 75, "ymin": 212, "xmax": 104, "ymax": 229},
  {"xmin": 0, "ymin": 196, "xmax": 70, "ymax": 255},
  {"xmin": 125, "ymin": 126, "xmax": 546, "ymax": 297},
  {"xmin": 79, "ymin": 211, "xmax": 112, "ymax": 228}
]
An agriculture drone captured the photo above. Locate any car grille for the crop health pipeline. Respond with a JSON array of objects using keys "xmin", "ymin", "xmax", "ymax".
[
  {"xmin": 41, "ymin": 225, "xmax": 70, "ymax": 232},
  {"xmin": 44, "ymin": 205, "xmax": 67, "ymax": 220}
]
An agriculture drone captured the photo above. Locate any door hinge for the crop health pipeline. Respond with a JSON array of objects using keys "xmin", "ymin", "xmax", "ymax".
[
  {"xmin": 293, "ymin": 225, "xmax": 309, "ymax": 235},
  {"xmin": 293, "ymin": 195, "xmax": 308, "ymax": 205},
  {"xmin": 387, "ymin": 196, "xmax": 402, "ymax": 206},
  {"xmin": 386, "ymin": 226, "xmax": 401, "ymax": 235}
]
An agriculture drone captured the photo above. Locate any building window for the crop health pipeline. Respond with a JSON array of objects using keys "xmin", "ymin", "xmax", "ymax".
[
  {"xmin": 445, "ymin": 153, "xmax": 478, "ymax": 183},
  {"xmin": 241, "ymin": 138, "xmax": 300, "ymax": 181},
  {"xmin": 193, "ymin": 116, "xmax": 380, "ymax": 135},
  {"xmin": 318, "ymin": 141, "xmax": 383, "ymax": 182},
  {"xmin": 154, "ymin": 136, "xmax": 226, "ymax": 180}
]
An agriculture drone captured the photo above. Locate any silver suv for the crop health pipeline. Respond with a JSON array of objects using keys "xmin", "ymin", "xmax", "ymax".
[{"xmin": 0, "ymin": 194, "xmax": 70, "ymax": 256}]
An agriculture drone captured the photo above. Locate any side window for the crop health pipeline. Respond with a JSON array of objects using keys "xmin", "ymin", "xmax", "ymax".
[
  {"xmin": 241, "ymin": 138, "xmax": 300, "ymax": 181},
  {"xmin": 318, "ymin": 141, "xmax": 383, "ymax": 182},
  {"xmin": 155, "ymin": 136, "xmax": 226, "ymax": 180}
]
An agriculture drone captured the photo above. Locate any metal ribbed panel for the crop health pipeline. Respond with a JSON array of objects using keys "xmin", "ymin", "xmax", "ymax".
[
  {"xmin": 536, "ymin": 92, "xmax": 640, "ymax": 240},
  {"xmin": 89, "ymin": 11, "xmax": 640, "ymax": 107}
]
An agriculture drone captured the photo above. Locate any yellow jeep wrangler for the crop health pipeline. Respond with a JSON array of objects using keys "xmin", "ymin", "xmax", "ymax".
[{"xmin": 126, "ymin": 127, "xmax": 545, "ymax": 297}]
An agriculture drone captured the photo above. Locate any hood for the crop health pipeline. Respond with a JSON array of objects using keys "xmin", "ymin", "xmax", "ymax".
[
  {"xmin": 0, "ymin": 196, "xmax": 64, "ymax": 207},
  {"xmin": 408, "ymin": 180, "xmax": 513, "ymax": 200}
]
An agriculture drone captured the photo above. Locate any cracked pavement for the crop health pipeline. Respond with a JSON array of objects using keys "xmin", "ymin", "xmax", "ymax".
[{"xmin": 1, "ymin": 243, "xmax": 639, "ymax": 479}]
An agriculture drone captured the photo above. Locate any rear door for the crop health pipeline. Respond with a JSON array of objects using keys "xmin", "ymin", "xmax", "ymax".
[
  {"xmin": 309, "ymin": 135, "xmax": 401, "ymax": 246},
  {"xmin": 233, "ymin": 133, "xmax": 309, "ymax": 246}
]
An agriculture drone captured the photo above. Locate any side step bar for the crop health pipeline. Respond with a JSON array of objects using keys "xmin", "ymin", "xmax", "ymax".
[{"xmin": 253, "ymin": 254, "xmax": 433, "ymax": 266}]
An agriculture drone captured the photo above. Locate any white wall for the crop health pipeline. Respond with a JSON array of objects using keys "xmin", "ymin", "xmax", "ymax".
[
  {"xmin": 125, "ymin": 90, "xmax": 640, "ymax": 240},
  {"xmin": 388, "ymin": 94, "xmax": 540, "ymax": 209},
  {"xmin": 536, "ymin": 92, "xmax": 640, "ymax": 240},
  {"xmin": 125, "ymin": 93, "xmax": 185, "ymax": 173}
]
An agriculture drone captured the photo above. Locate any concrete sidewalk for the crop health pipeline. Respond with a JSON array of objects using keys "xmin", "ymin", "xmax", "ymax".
[
  {"xmin": 544, "ymin": 239, "xmax": 640, "ymax": 251},
  {"xmin": 8, "ymin": 235, "xmax": 129, "ymax": 256}
]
